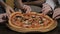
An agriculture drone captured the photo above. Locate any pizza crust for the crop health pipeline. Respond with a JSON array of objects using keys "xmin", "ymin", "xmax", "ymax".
[{"xmin": 7, "ymin": 12, "xmax": 57, "ymax": 33}]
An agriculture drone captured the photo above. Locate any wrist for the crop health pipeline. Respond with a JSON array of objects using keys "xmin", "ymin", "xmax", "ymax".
[{"xmin": 0, "ymin": 1, "xmax": 8, "ymax": 8}]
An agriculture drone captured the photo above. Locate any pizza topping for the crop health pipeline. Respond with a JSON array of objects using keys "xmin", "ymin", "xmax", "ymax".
[
  {"xmin": 40, "ymin": 24, "xmax": 44, "ymax": 26},
  {"xmin": 31, "ymin": 15, "xmax": 36, "ymax": 18},
  {"xmin": 10, "ymin": 12, "xmax": 53, "ymax": 28},
  {"xmin": 23, "ymin": 19, "xmax": 32, "ymax": 25},
  {"xmin": 38, "ymin": 17, "xmax": 43, "ymax": 24},
  {"xmin": 39, "ymin": 21, "xmax": 43, "ymax": 24},
  {"xmin": 15, "ymin": 16, "xmax": 23, "ymax": 22},
  {"xmin": 43, "ymin": 18, "xmax": 46, "ymax": 21}
]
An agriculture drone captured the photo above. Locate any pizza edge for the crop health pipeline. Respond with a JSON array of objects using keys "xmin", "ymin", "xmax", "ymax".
[{"xmin": 7, "ymin": 12, "xmax": 57, "ymax": 32}]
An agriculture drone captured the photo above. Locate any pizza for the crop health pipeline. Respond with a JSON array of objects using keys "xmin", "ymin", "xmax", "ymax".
[{"xmin": 8, "ymin": 12, "xmax": 57, "ymax": 33}]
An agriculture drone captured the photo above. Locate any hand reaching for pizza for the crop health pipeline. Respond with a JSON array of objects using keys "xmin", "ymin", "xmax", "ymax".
[
  {"xmin": 52, "ymin": 8, "xmax": 60, "ymax": 19},
  {"xmin": 42, "ymin": 3, "xmax": 52, "ymax": 14},
  {"xmin": 22, "ymin": 5, "xmax": 32, "ymax": 13},
  {"xmin": 0, "ymin": 13, "xmax": 7, "ymax": 23},
  {"xmin": 5, "ymin": 5, "xmax": 14, "ymax": 17}
]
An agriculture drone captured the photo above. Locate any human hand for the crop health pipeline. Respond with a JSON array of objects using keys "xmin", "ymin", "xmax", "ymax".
[
  {"xmin": 42, "ymin": 3, "xmax": 52, "ymax": 14},
  {"xmin": 52, "ymin": 8, "xmax": 60, "ymax": 19},
  {"xmin": 22, "ymin": 5, "xmax": 31, "ymax": 13},
  {"xmin": 5, "ymin": 5, "xmax": 14, "ymax": 17},
  {"xmin": 0, "ymin": 13, "xmax": 7, "ymax": 23}
]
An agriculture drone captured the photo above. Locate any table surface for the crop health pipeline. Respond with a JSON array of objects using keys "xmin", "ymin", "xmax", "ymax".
[{"xmin": 0, "ymin": 19, "xmax": 60, "ymax": 34}]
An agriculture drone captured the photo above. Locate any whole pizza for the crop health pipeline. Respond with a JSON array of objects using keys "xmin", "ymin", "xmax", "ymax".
[{"xmin": 7, "ymin": 12, "xmax": 57, "ymax": 33}]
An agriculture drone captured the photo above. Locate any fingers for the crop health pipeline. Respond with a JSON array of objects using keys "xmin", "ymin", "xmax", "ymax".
[
  {"xmin": 52, "ymin": 8, "xmax": 60, "ymax": 19},
  {"xmin": 26, "ymin": 6, "xmax": 31, "ymax": 13},
  {"xmin": 0, "ymin": 13, "xmax": 7, "ymax": 23},
  {"xmin": 6, "ymin": 8, "xmax": 11, "ymax": 18},
  {"xmin": 10, "ymin": 8, "xmax": 15, "ymax": 13},
  {"xmin": 5, "ymin": 5, "xmax": 15, "ymax": 17},
  {"xmin": 42, "ymin": 4, "xmax": 51, "ymax": 11},
  {"xmin": 23, "ymin": 5, "xmax": 31, "ymax": 13},
  {"xmin": 0, "ymin": 19, "xmax": 6, "ymax": 23},
  {"xmin": 42, "ymin": 3, "xmax": 52, "ymax": 14},
  {"xmin": 42, "ymin": 10, "xmax": 49, "ymax": 14},
  {"xmin": 55, "ymin": 16, "xmax": 60, "ymax": 19}
]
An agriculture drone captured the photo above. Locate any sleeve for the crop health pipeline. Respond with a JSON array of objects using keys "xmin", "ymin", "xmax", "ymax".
[
  {"xmin": 58, "ymin": 0, "xmax": 60, "ymax": 5},
  {"xmin": 46, "ymin": 0, "xmax": 56, "ymax": 10}
]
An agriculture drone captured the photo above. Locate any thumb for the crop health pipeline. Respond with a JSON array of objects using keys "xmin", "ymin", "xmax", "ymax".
[
  {"xmin": 10, "ymin": 8, "xmax": 15, "ymax": 13},
  {"xmin": 52, "ymin": 15, "xmax": 60, "ymax": 20},
  {"xmin": 6, "ymin": 9, "xmax": 11, "ymax": 18}
]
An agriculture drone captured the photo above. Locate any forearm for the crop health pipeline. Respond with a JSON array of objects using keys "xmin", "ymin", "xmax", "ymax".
[
  {"xmin": 16, "ymin": 0, "xmax": 24, "ymax": 9},
  {"xmin": 0, "ymin": 0, "xmax": 7, "ymax": 8},
  {"xmin": 24, "ymin": 1, "xmax": 45, "ymax": 6}
]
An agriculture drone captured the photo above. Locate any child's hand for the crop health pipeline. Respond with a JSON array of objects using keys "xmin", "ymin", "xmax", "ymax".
[
  {"xmin": 0, "ymin": 13, "xmax": 7, "ymax": 23},
  {"xmin": 42, "ymin": 3, "xmax": 52, "ymax": 14},
  {"xmin": 22, "ymin": 5, "xmax": 31, "ymax": 13},
  {"xmin": 5, "ymin": 5, "xmax": 14, "ymax": 17},
  {"xmin": 52, "ymin": 8, "xmax": 60, "ymax": 19}
]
